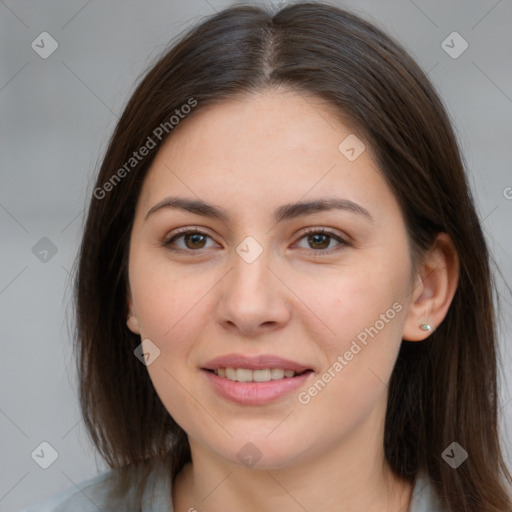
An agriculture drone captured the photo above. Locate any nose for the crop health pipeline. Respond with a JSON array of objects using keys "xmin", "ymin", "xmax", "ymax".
[{"xmin": 215, "ymin": 246, "xmax": 292, "ymax": 337}]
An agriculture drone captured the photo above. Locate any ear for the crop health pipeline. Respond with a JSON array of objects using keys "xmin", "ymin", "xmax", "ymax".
[
  {"xmin": 402, "ymin": 233, "xmax": 459, "ymax": 341},
  {"xmin": 126, "ymin": 287, "xmax": 141, "ymax": 335}
]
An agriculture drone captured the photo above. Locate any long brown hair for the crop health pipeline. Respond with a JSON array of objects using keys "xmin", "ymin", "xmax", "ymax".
[{"xmin": 74, "ymin": 3, "xmax": 512, "ymax": 510}]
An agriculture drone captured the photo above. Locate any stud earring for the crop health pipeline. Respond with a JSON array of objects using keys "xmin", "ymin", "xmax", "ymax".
[{"xmin": 419, "ymin": 323, "xmax": 433, "ymax": 332}]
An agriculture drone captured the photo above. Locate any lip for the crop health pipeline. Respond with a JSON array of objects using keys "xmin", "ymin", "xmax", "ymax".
[
  {"xmin": 201, "ymin": 354, "xmax": 314, "ymax": 406},
  {"xmin": 203, "ymin": 369, "xmax": 313, "ymax": 405},
  {"xmin": 202, "ymin": 354, "xmax": 312, "ymax": 373}
]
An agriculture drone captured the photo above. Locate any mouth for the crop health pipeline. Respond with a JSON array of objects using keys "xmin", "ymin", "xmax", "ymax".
[
  {"xmin": 201, "ymin": 354, "xmax": 314, "ymax": 405},
  {"xmin": 205, "ymin": 367, "xmax": 311, "ymax": 382}
]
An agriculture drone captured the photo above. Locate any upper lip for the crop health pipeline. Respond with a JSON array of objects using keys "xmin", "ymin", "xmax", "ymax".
[{"xmin": 202, "ymin": 354, "xmax": 312, "ymax": 373}]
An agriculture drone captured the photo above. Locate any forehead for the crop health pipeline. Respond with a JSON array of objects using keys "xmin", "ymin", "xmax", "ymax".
[
  {"xmin": 136, "ymin": 88, "xmax": 398, "ymax": 224},
  {"xmin": 164, "ymin": 88, "xmax": 361, "ymax": 163}
]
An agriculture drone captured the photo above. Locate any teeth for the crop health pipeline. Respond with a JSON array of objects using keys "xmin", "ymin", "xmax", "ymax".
[
  {"xmin": 213, "ymin": 367, "xmax": 298, "ymax": 382},
  {"xmin": 253, "ymin": 369, "xmax": 271, "ymax": 382},
  {"xmin": 235, "ymin": 368, "xmax": 253, "ymax": 382},
  {"xmin": 271, "ymin": 368, "xmax": 284, "ymax": 379}
]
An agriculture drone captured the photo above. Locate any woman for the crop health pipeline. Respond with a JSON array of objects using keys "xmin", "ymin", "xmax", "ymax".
[{"xmin": 23, "ymin": 2, "xmax": 512, "ymax": 511}]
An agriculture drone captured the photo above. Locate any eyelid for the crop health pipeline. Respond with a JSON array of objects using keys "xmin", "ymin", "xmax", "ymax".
[
  {"xmin": 295, "ymin": 226, "xmax": 349, "ymax": 242},
  {"xmin": 292, "ymin": 227, "xmax": 351, "ymax": 254},
  {"xmin": 163, "ymin": 226, "xmax": 221, "ymax": 251},
  {"xmin": 162, "ymin": 226, "xmax": 351, "ymax": 254}
]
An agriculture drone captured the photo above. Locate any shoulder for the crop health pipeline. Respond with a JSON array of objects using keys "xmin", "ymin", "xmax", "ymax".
[
  {"xmin": 19, "ymin": 461, "xmax": 173, "ymax": 512},
  {"xmin": 409, "ymin": 470, "xmax": 447, "ymax": 512},
  {"xmin": 19, "ymin": 470, "xmax": 118, "ymax": 512}
]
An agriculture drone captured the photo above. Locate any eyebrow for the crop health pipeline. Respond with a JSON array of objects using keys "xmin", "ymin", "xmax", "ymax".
[{"xmin": 145, "ymin": 196, "xmax": 373, "ymax": 223}]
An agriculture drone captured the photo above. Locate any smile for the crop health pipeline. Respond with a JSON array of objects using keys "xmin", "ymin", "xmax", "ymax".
[
  {"xmin": 212, "ymin": 367, "xmax": 301, "ymax": 382},
  {"xmin": 203, "ymin": 368, "xmax": 313, "ymax": 405},
  {"xmin": 201, "ymin": 354, "xmax": 314, "ymax": 405}
]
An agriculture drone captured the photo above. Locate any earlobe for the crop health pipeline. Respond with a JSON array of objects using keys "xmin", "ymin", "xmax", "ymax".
[
  {"xmin": 402, "ymin": 233, "xmax": 459, "ymax": 342},
  {"xmin": 126, "ymin": 289, "xmax": 141, "ymax": 335},
  {"xmin": 127, "ymin": 313, "xmax": 141, "ymax": 334}
]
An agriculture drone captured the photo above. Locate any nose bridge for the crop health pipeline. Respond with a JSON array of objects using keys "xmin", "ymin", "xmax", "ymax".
[
  {"xmin": 215, "ymin": 235, "xmax": 290, "ymax": 332},
  {"xmin": 230, "ymin": 236, "xmax": 273, "ymax": 297}
]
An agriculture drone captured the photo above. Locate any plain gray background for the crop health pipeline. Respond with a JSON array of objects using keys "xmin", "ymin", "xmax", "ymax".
[{"xmin": 1, "ymin": 0, "xmax": 511, "ymax": 510}]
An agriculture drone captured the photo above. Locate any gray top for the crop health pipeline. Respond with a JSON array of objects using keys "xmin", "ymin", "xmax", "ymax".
[{"xmin": 20, "ymin": 464, "xmax": 446, "ymax": 511}]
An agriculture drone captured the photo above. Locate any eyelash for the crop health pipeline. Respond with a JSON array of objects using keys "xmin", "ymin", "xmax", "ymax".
[{"xmin": 162, "ymin": 227, "xmax": 350, "ymax": 256}]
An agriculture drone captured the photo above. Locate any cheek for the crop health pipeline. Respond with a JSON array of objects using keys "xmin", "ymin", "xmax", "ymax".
[
  {"xmin": 309, "ymin": 260, "xmax": 408, "ymax": 352},
  {"xmin": 292, "ymin": 288, "xmax": 404, "ymax": 449},
  {"xmin": 298, "ymin": 254, "xmax": 409, "ymax": 411},
  {"xmin": 129, "ymin": 259, "xmax": 213, "ymax": 430},
  {"xmin": 129, "ymin": 249, "xmax": 207, "ymax": 342}
]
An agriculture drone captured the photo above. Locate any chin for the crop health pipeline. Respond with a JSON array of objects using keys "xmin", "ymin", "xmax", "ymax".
[{"xmin": 206, "ymin": 435, "xmax": 311, "ymax": 471}]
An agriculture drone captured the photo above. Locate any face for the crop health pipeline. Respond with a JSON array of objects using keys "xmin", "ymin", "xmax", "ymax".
[{"xmin": 127, "ymin": 88, "xmax": 416, "ymax": 469}]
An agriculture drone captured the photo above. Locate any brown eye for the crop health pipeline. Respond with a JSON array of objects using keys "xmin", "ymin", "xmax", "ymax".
[
  {"xmin": 307, "ymin": 233, "xmax": 331, "ymax": 250},
  {"xmin": 182, "ymin": 232, "xmax": 207, "ymax": 249},
  {"xmin": 164, "ymin": 230, "xmax": 217, "ymax": 252},
  {"xmin": 295, "ymin": 228, "xmax": 349, "ymax": 254}
]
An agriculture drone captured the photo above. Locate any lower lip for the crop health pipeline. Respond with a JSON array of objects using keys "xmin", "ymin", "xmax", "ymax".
[{"xmin": 203, "ymin": 370, "xmax": 313, "ymax": 405}]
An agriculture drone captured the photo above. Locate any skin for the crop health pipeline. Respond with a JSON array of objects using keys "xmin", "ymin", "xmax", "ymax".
[{"xmin": 126, "ymin": 87, "xmax": 459, "ymax": 512}]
